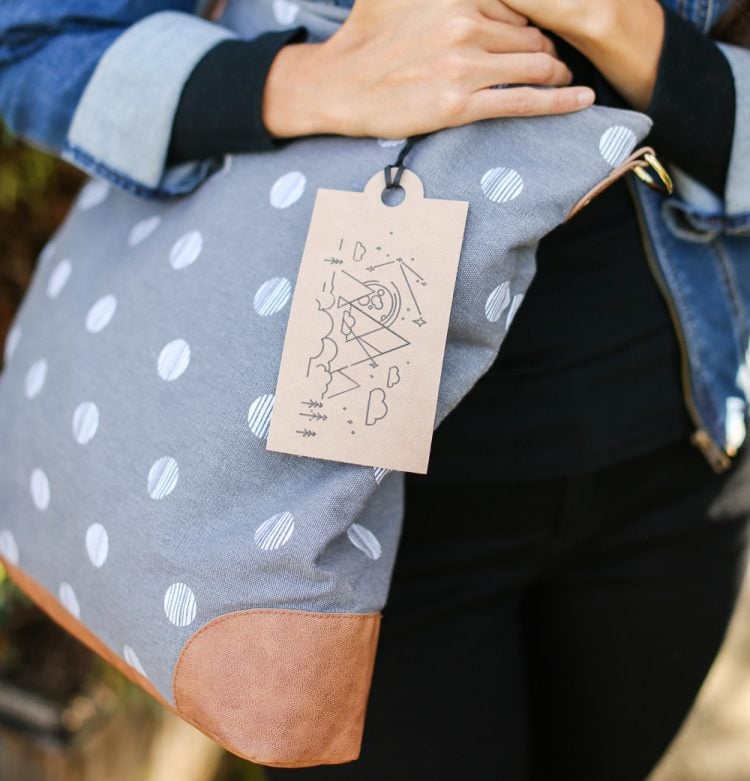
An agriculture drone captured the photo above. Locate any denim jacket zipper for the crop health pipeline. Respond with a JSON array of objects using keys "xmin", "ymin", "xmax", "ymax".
[{"xmin": 624, "ymin": 174, "xmax": 734, "ymax": 473}]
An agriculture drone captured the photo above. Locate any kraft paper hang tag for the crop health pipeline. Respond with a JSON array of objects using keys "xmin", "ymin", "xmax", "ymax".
[{"xmin": 266, "ymin": 167, "xmax": 469, "ymax": 473}]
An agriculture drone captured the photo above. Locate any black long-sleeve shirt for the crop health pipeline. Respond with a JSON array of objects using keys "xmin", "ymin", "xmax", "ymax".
[
  {"xmin": 427, "ymin": 6, "xmax": 736, "ymax": 480},
  {"xmin": 166, "ymin": 5, "xmax": 737, "ymax": 479}
]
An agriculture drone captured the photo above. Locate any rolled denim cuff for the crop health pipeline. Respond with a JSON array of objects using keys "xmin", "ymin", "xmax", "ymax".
[
  {"xmin": 660, "ymin": 205, "xmax": 750, "ymax": 240},
  {"xmin": 718, "ymin": 42, "xmax": 750, "ymax": 218},
  {"xmin": 659, "ymin": 42, "xmax": 750, "ymax": 238},
  {"xmin": 661, "ymin": 167, "xmax": 750, "ymax": 242},
  {"xmin": 62, "ymin": 10, "xmax": 235, "ymax": 199}
]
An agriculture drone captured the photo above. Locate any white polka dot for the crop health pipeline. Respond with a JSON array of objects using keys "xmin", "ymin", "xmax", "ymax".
[
  {"xmin": 506, "ymin": 293, "xmax": 524, "ymax": 330},
  {"xmin": 373, "ymin": 467, "xmax": 391, "ymax": 485},
  {"xmin": 4, "ymin": 324, "xmax": 21, "ymax": 364},
  {"xmin": 85, "ymin": 523, "xmax": 109, "ymax": 568},
  {"xmin": 599, "ymin": 126, "xmax": 637, "ymax": 167},
  {"xmin": 157, "ymin": 339, "xmax": 191, "ymax": 382},
  {"xmin": 254, "ymin": 277, "xmax": 292, "ymax": 316},
  {"xmin": 85, "ymin": 295, "xmax": 117, "ymax": 334},
  {"xmin": 485, "ymin": 281, "xmax": 511, "ymax": 323},
  {"xmin": 59, "ymin": 582, "xmax": 80, "ymax": 618},
  {"xmin": 247, "ymin": 394, "xmax": 275, "ymax": 439},
  {"xmin": 0, "ymin": 530, "xmax": 19, "ymax": 565},
  {"xmin": 148, "ymin": 456, "xmax": 179, "ymax": 500},
  {"xmin": 78, "ymin": 179, "xmax": 110, "ymax": 211},
  {"xmin": 270, "ymin": 171, "xmax": 306, "ymax": 209},
  {"xmin": 164, "ymin": 582, "xmax": 197, "ymax": 627},
  {"xmin": 46, "ymin": 259, "xmax": 72, "ymax": 299},
  {"xmin": 377, "ymin": 138, "xmax": 406, "ymax": 148},
  {"xmin": 347, "ymin": 523, "xmax": 382, "ymax": 560},
  {"xmin": 273, "ymin": 0, "xmax": 300, "ymax": 24},
  {"xmin": 24, "ymin": 359, "xmax": 47, "ymax": 399},
  {"xmin": 123, "ymin": 645, "xmax": 147, "ymax": 678},
  {"xmin": 30, "ymin": 468, "xmax": 50, "ymax": 511},
  {"xmin": 480, "ymin": 168, "xmax": 524, "ymax": 203},
  {"xmin": 72, "ymin": 401, "xmax": 100, "ymax": 445},
  {"xmin": 726, "ymin": 396, "xmax": 747, "ymax": 452},
  {"xmin": 169, "ymin": 231, "xmax": 202, "ymax": 270},
  {"xmin": 254, "ymin": 511, "xmax": 295, "ymax": 550},
  {"xmin": 128, "ymin": 215, "xmax": 161, "ymax": 247}
]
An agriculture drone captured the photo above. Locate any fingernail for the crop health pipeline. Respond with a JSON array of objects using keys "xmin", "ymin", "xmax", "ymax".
[{"xmin": 577, "ymin": 89, "xmax": 595, "ymax": 106}]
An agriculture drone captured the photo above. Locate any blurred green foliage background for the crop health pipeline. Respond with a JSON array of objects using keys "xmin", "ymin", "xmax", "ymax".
[{"xmin": 0, "ymin": 124, "xmax": 84, "ymax": 366}]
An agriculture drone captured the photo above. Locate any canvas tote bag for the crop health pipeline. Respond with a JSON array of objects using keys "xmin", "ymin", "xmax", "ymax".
[{"xmin": 0, "ymin": 0, "xmax": 670, "ymax": 767}]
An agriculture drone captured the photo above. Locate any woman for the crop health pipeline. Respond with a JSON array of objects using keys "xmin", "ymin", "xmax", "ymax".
[
  {"xmin": 262, "ymin": 3, "xmax": 750, "ymax": 779},
  {"xmin": 1, "ymin": 0, "xmax": 749, "ymax": 778}
]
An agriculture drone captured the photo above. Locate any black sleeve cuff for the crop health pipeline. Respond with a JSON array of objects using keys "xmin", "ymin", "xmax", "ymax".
[
  {"xmin": 643, "ymin": 4, "xmax": 735, "ymax": 198},
  {"xmin": 167, "ymin": 26, "xmax": 310, "ymax": 166}
]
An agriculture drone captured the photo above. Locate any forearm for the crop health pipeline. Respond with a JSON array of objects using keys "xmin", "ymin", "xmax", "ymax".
[
  {"xmin": 260, "ymin": 38, "xmax": 332, "ymax": 139},
  {"xmin": 552, "ymin": 0, "xmax": 665, "ymax": 111},
  {"xmin": 0, "ymin": 25, "xmax": 121, "ymax": 151},
  {"xmin": 538, "ymin": 0, "xmax": 735, "ymax": 197},
  {"xmin": 167, "ymin": 28, "xmax": 311, "ymax": 164},
  {"xmin": 0, "ymin": 1, "xmax": 199, "ymax": 150}
]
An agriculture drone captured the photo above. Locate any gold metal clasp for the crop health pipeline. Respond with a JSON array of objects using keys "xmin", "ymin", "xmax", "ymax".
[
  {"xmin": 566, "ymin": 146, "xmax": 675, "ymax": 221},
  {"xmin": 632, "ymin": 151, "xmax": 674, "ymax": 195}
]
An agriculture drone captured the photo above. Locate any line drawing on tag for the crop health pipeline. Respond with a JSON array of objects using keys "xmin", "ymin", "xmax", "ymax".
[{"xmin": 297, "ymin": 234, "xmax": 427, "ymax": 440}]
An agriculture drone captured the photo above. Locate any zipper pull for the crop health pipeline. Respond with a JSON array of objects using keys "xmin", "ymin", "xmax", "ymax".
[{"xmin": 690, "ymin": 428, "xmax": 733, "ymax": 472}]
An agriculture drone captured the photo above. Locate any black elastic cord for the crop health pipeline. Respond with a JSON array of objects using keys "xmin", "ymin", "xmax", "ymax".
[{"xmin": 384, "ymin": 133, "xmax": 431, "ymax": 189}]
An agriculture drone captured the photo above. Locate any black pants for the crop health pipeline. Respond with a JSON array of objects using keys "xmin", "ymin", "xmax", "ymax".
[{"xmin": 266, "ymin": 433, "xmax": 750, "ymax": 780}]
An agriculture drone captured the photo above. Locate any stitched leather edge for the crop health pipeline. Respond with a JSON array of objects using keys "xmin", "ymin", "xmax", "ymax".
[
  {"xmin": 172, "ymin": 607, "xmax": 382, "ymax": 768},
  {"xmin": 566, "ymin": 146, "xmax": 659, "ymax": 221}
]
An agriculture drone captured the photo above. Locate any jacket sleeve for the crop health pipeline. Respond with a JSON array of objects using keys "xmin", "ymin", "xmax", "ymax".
[
  {"xmin": 166, "ymin": 28, "xmax": 310, "ymax": 167},
  {"xmin": 715, "ymin": 43, "xmax": 750, "ymax": 227},
  {"xmin": 662, "ymin": 39, "xmax": 750, "ymax": 240},
  {"xmin": 0, "ymin": 1, "xmax": 240, "ymax": 199}
]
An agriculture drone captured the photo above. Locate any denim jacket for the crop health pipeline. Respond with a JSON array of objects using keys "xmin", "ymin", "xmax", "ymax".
[
  {"xmin": 0, "ymin": 0, "xmax": 749, "ymax": 473},
  {"xmin": 626, "ymin": 0, "xmax": 750, "ymax": 473}
]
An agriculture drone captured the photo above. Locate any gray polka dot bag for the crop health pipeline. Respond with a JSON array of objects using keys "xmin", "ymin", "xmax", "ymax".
[{"xmin": 0, "ymin": 0, "xmax": 665, "ymax": 769}]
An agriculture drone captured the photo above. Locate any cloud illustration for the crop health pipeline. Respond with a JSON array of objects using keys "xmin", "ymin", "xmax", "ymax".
[{"xmin": 365, "ymin": 388, "xmax": 388, "ymax": 426}]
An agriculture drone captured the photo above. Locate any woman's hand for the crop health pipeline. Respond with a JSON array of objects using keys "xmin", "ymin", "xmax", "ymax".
[
  {"xmin": 498, "ymin": 0, "xmax": 666, "ymax": 111},
  {"xmin": 262, "ymin": 0, "xmax": 596, "ymax": 139}
]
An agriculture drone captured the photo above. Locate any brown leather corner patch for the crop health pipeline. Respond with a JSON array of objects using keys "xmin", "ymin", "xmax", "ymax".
[
  {"xmin": 172, "ymin": 608, "xmax": 381, "ymax": 768},
  {"xmin": 0, "ymin": 557, "xmax": 168, "ymax": 708}
]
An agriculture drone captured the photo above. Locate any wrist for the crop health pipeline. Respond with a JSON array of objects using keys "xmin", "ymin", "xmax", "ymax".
[
  {"xmin": 539, "ymin": 0, "xmax": 616, "ymax": 42},
  {"xmin": 557, "ymin": 0, "xmax": 665, "ymax": 111},
  {"xmin": 262, "ymin": 41, "xmax": 336, "ymax": 138},
  {"xmin": 554, "ymin": 1, "xmax": 625, "ymax": 48}
]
